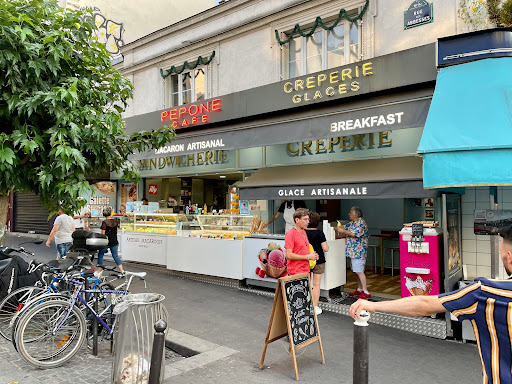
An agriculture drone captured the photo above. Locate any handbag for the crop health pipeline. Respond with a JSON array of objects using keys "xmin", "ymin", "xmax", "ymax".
[{"xmin": 308, "ymin": 244, "xmax": 316, "ymax": 270}]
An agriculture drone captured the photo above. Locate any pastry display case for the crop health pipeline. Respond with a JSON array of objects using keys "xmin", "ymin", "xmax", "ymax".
[
  {"xmin": 120, "ymin": 213, "xmax": 181, "ymax": 235},
  {"xmin": 188, "ymin": 214, "xmax": 253, "ymax": 239}
]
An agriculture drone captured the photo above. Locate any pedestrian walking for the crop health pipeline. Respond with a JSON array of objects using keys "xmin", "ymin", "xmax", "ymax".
[
  {"xmin": 306, "ymin": 211, "xmax": 329, "ymax": 315},
  {"xmin": 336, "ymin": 206, "xmax": 370, "ymax": 299},
  {"xmin": 95, "ymin": 207, "xmax": 124, "ymax": 275},
  {"xmin": 46, "ymin": 207, "xmax": 75, "ymax": 259},
  {"xmin": 284, "ymin": 208, "xmax": 318, "ymax": 276},
  {"xmin": 350, "ymin": 224, "xmax": 512, "ymax": 384}
]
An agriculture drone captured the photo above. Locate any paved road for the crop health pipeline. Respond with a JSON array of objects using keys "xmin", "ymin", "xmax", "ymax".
[{"xmin": 1, "ymin": 233, "xmax": 482, "ymax": 384}]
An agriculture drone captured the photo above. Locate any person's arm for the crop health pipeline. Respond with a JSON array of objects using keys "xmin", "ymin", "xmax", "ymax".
[
  {"xmin": 335, "ymin": 226, "xmax": 355, "ymax": 237},
  {"xmin": 46, "ymin": 225, "xmax": 60, "ymax": 247},
  {"xmin": 285, "ymin": 247, "xmax": 318, "ymax": 261},
  {"xmin": 321, "ymin": 241, "xmax": 329, "ymax": 252},
  {"xmin": 265, "ymin": 211, "xmax": 281, "ymax": 227},
  {"xmin": 350, "ymin": 295, "xmax": 447, "ymax": 319}
]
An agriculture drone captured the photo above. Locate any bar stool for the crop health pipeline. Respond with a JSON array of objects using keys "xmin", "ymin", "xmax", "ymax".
[
  {"xmin": 385, "ymin": 247, "xmax": 400, "ymax": 276},
  {"xmin": 367, "ymin": 244, "xmax": 380, "ymax": 273}
]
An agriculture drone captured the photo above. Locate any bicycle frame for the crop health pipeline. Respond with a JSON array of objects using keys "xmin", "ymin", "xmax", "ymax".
[{"xmin": 52, "ymin": 279, "xmax": 128, "ymax": 335}]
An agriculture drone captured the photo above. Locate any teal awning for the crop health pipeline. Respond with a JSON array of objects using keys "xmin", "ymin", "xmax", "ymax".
[{"xmin": 418, "ymin": 58, "xmax": 512, "ymax": 188}]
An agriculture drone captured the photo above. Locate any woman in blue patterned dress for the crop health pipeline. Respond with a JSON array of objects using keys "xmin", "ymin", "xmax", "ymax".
[{"xmin": 335, "ymin": 206, "xmax": 370, "ymax": 299}]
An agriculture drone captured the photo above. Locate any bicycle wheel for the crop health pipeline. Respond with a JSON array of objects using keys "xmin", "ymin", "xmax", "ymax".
[
  {"xmin": 10, "ymin": 293, "xmax": 71, "ymax": 351},
  {"xmin": 0, "ymin": 286, "xmax": 45, "ymax": 341},
  {"xmin": 14, "ymin": 300, "xmax": 86, "ymax": 369}
]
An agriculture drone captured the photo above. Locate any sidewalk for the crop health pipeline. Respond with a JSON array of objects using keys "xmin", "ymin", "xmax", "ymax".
[{"xmin": 2, "ymin": 233, "xmax": 481, "ymax": 384}]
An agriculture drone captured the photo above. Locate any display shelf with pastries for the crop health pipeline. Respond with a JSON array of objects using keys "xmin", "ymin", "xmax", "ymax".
[
  {"xmin": 187, "ymin": 214, "xmax": 254, "ymax": 240},
  {"xmin": 120, "ymin": 213, "xmax": 184, "ymax": 235}
]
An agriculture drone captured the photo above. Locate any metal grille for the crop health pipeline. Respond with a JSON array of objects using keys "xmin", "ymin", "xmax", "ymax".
[{"xmin": 13, "ymin": 192, "xmax": 50, "ymax": 234}]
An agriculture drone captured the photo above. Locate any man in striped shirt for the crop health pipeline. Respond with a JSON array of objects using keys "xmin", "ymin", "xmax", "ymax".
[{"xmin": 350, "ymin": 224, "xmax": 512, "ymax": 383}]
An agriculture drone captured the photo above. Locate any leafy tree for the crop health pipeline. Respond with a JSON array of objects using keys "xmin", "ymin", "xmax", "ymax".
[
  {"xmin": 501, "ymin": 0, "xmax": 512, "ymax": 25},
  {"xmin": 0, "ymin": 0, "xmax": 174, "ymax": 239}
]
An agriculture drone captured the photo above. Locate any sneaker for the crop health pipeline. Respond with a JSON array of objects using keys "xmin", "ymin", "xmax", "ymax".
[
  {"xmin": 357, "ymin": 292, "xmax": 372, "ymax": 300},
  {"xmin": 349, "ymin": 290, "xmax": 362, "ymax": 297},
  {"xmin": 315, "ymin": 306, "xmax": 323, "ymax": 315}
]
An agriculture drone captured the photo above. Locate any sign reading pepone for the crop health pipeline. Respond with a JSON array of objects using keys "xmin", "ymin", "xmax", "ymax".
[{"xmin": 160, "ymin": 98, "xmax": 222, "ymax": 129}]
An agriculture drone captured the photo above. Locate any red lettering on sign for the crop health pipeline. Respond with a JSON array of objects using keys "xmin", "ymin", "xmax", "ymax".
[
  {"xmin": 189, "ymin": 105, "xmax": 199, "ymax": 116},
  {"xmin": 160, "ymin": 99, "xmax": 222, "ymax": 130},
  {"xmin": 212, "ymin": 99, "xmax": 222, "ymax": 111}
]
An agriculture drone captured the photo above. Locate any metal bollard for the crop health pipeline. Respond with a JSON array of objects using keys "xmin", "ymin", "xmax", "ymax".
[
  {"xmin": 148, "ymin": 320, "xmax": 167, "ymax": 384},
  {"xmin": 353, "ymin": 310, "xmax": 370, "ymax": 384}
]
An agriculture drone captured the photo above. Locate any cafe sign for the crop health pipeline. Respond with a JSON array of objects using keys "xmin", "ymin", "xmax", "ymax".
[{"xmin": 404, "ymin": 0, "xmax": 433, "ymax": 30}]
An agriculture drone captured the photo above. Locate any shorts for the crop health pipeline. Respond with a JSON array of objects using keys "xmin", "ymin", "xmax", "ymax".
[
  {"xmin": 311, "ymin": 262, "xmax": 325, "ymax": 274},
  {"xmin": 350, "ymin": 257, "xmax": 366, "ymax": 273},
  {"xmin": 56, "ymin": 242, "xmax": 72, "ymax": 259}
]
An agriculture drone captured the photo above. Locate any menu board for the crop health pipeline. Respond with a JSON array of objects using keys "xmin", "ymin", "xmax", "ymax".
[
  {"xmin": 284, "ymin": 277, "xmax": 317, "ymax": 346},
  {"xmin": 260, "ymin": 273, "xmax": 324, "ymax": 380}
]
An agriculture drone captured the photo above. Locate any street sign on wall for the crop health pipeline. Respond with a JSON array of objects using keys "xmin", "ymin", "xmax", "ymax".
[{"xmin": 404, "ymin": 0, "xmax": 433, "ymax": 30}]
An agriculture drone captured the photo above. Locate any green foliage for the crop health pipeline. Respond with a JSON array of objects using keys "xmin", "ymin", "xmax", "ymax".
[
  {"xmin": 160, "ymin": 51, "xmax": 215, "ymax": 78},
  {"xmin": 0, "ymin": 0, "xmax": 175, "ymax": 213},
  {"xmin": 487, "ymin": 0, "xmax": 503, "ymax": 26},
  {"xmin": 501, "ymin": 0, "xmax": 512, "ymax": 25},
  {"xmin": 275, "ymin": 0, "xmax": 369, "ymax": 46}
]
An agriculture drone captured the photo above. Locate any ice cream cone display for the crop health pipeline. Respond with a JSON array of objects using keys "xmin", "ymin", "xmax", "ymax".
[
  {"xmin": 405, "ymin": 276, "xmax": 433, "ymax": 296},
  {"xmin": 403, "ymin": 221, "xmax": 439, "ymax": 227},
  {"xmin": 250, "ymin": 215, "xmax": 268, "ymax": 234}
]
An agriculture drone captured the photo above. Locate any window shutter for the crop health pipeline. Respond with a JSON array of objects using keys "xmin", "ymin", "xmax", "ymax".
[
  {"xmin": 280, "ymin": 34, "xmax": 289, "ymax": 80},
  {"xmin": 164, "ymin": 75, "xmax": 172, "ymax": 108}
]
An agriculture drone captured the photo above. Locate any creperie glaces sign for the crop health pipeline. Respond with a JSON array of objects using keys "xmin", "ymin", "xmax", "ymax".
[{"xmin": 161, "ymin": 99, "xmax": 222, "ymax": 129}]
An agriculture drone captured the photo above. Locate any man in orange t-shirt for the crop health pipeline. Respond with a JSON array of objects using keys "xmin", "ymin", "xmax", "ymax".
[{"xmin": 284, "ymin": 208, "xmax": 319, "ymax": 275}]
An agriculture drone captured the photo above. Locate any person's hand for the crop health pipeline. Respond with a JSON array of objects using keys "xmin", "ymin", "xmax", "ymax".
[
  {"xmin": 45, "ymin": 240, "xmax": 50, "ymax": 247},
  {"xmin": 308, "ymin": 252, "xmax": 319, "ymax": 260},
  {"xmin": 335, "ymin": 227, "xmax": 343, "ymax": 233},
  {"xmin": 84, "ymin": 226, "xmax": 90, "ymax": 231},
  {"xmin": 263, "ymin": 223, "xmax": 269, "ymax": 228},
  {"xmin": 349, "ymin": 299, "xmax": 375, "ymax": 319}
]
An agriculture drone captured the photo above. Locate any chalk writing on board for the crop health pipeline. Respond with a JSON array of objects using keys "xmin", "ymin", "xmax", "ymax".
[{"xmin": 284, "ymin": 277, "xmax": 318, "ymax": 346}]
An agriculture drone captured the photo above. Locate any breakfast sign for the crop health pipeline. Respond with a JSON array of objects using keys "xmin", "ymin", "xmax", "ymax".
[{"xmin": 260, "ymin": 273, "xmax": 324, "ymax": 381}]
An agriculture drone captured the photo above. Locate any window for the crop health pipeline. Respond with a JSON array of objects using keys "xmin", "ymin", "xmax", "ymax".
[
  {"xmin": 285, "ymin": 18, "xmax": 360, "ymax": 79},
  {"xmin": 165, "ymin": 67, "xmax": 208, "ymax": 107}
]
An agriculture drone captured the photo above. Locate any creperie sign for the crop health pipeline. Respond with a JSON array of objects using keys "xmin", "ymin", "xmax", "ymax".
[{"xmin": 160, "ymin": 99, "xmax": 222, "ymax": 129}]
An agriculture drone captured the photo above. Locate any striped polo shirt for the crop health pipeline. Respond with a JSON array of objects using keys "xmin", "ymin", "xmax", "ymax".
[{"xmin": 439, "ymin": 278, "xmax": 512, "ymax": 384}]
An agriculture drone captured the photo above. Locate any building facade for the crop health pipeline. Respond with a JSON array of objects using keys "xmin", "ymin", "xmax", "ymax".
[{"xmin": 116, "ymin": 0, "xmax": 510, "ymax": 284}]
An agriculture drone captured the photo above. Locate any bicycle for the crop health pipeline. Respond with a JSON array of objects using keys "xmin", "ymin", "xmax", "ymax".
[
  {"xmin": 12, "ymin": 269, "xmax": 153, "ymax": 368},
  {"xmin": 0, "ymin": 256, "xmax": 106, "ymax": 341}
]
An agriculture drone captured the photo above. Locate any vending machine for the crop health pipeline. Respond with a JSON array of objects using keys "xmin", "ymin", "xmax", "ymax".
[{"xmin": 399, "ymin": 224, "xmax": 443, "ymax": 298}]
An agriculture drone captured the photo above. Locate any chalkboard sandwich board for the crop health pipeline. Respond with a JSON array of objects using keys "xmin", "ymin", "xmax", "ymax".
[{"xmin": 259, "ymin": 273, "xmax": 325, "ymax": 381}]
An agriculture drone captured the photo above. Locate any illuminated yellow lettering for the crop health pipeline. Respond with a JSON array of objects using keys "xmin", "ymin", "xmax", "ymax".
[
  {"xmin": 292, "ymin": 94, "xmax": 302, "ymax": 103},
  {"xmin": 362, "ymin": 62, "xmax": 373, "ymax": 76},
  {"xmin": 295, "ymin": 79, "xmax": 304, "ymax": 91},
  {"xmin": 317, "ymin": 73, "xmax": 327, "ymax": 86},
  {"xmin": 284, "ymin": 82, "xmax": 293, "ymax": 93},
  {"xmin": 341, "ymin": 68, "xmax": 352, "ymax": 81},
  {"xmin": 326, "ymin": 86, "xmax": 335, "ymax": 96},
  {"xmin": 329, "ymin": 71, "xmax": 339, "ymax": 84},
  {"xmin": 351, "ymin": 81, "xmax": 360, "ymax": 91},
  {"xmin": 313, "ymin": 90, "xmax": 322, "ymax": 99},
  {"xmin": 338, "ymin": 83, "xmax": 347, "ymax": 94},
  {"xmin": 306, "ymin": 77, "xmax": 315, "ymax": 89}
]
